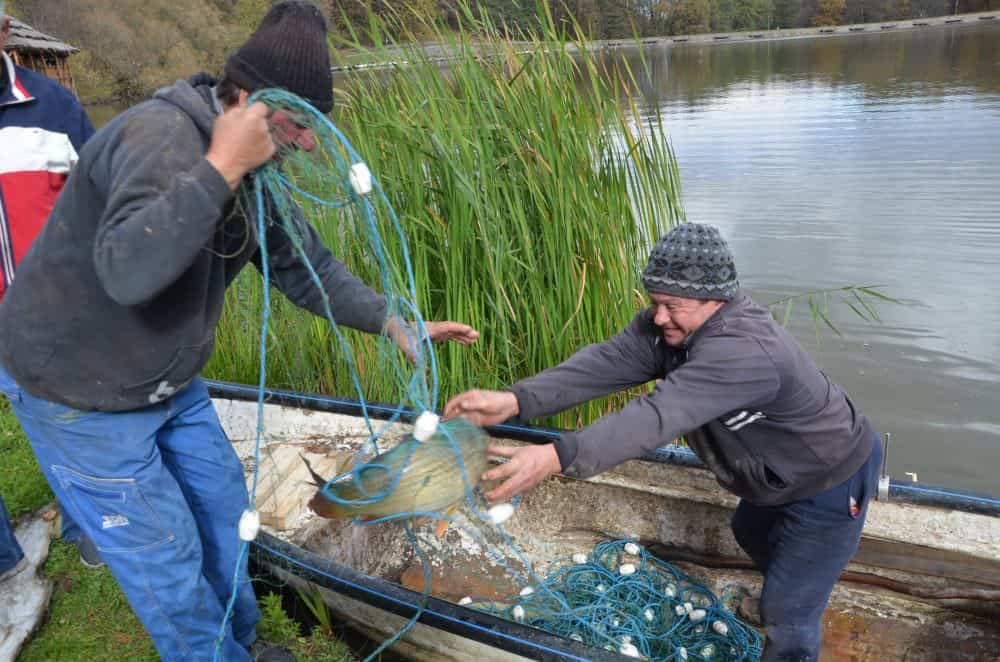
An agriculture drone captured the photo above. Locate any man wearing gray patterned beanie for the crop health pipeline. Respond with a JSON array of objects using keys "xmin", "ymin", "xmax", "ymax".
[
  {"xmin": 446, "ymin": 222, "xmax": 881, "ymax": 662},
  {"xmin": 642, "ymin": 223, "xmax": 739, "ymax": 302},
  {"xmin": 0, "ymin": 3, "xmax": 479, "ymax": 661}
]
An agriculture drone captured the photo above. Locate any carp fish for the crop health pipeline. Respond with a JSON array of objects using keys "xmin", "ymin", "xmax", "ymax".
[{"xmin": 306, "ymin": 416, "xmax": 489, "ymax": 521}]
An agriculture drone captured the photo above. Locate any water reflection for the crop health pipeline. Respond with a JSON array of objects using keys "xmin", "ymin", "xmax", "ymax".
[
  {"xmin": 612, "ymin": 23, "xmax": 1000, "ymax": 108},
  {"xmin": 619, "ymin": 23, "xmax": 1000, "ymax": 494}
]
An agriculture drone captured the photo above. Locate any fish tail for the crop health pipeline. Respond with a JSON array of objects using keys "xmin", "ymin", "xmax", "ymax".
[
  {"xmin": 301, "ymin": 454, "xmax": 349, "ymax": 519},
  {"xmin": 300, "ymin": 453, "xmax": 328, "ymax": 488}
]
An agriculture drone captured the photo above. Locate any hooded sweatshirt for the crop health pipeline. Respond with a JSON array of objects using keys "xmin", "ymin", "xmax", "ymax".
[
  {"xmin": 509, "ymin": 295, "xmax": 875, "ymax": 506},
  {"xmin": 0, "ymin": 74, "xmax": 386, "ymax": 412}
]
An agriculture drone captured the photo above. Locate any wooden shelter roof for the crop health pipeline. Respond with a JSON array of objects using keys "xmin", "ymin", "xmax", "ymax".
[{"xmin": 5, "ymin": 17, "xmax": 78, "ymax": 55}]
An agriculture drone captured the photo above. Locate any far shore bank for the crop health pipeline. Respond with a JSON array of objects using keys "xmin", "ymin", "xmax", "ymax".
[
  {"xmin": 331, "ymin": 10, "xmax": 998, "ymax": 73},
  {"xmin": 591, "ymin": 9, "xmax": 998, "ymax": 50}
]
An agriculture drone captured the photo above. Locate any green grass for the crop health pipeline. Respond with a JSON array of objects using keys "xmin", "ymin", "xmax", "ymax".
[
  {"xmin": 257, "ymin": 593, "xmax": 357, "ymax": 662},
  {"xmin": 17, "ymin": 540, "xmax": 159, "ymax": 661},
  {"xmin": 0, "ymin": 400, "xmax": 52, "ymax": 519}
]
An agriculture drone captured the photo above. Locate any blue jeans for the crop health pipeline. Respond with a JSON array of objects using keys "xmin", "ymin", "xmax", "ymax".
[
  {"xmin": 731, "ymin": 438, "xmax": 882, "ymax": 662},
  {"xmin": 0, "ymin": 493, "xmax": 24, "ymax": 574},
  {"xmin": 0, "ymin": 367, "xmax": 259, "ymax": 661}
]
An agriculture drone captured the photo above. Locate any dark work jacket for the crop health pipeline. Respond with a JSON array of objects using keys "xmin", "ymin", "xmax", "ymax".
[
  {"xmin": 0, "ymin": 74, "xmax": 386, "ymax": 411},
  {"xmin": 508, "ymin": 295, "xmax": 875, "ymax": 506}
]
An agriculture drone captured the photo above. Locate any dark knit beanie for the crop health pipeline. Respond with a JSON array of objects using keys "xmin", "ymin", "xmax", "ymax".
[
  {"xmin": 642, "ymin": 223, "xmax": 739, "ymax": 300},
  {"xmin": 224, "ymin": 1, "xmax": 333, "ymax": 113}
]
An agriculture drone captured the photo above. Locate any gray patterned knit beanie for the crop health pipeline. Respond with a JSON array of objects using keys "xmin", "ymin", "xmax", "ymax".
[{"xmin": 642, "ymin": 223, "xmax": 739, "ymax": 300}]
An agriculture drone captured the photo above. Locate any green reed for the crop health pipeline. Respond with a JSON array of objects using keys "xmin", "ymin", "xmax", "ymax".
[{"xmin": 205, "ymin": 5, "xmax": 684, "ymax": 427}]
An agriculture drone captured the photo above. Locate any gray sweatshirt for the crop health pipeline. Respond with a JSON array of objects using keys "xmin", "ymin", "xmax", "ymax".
[
  {"xmin": 509, "ymin": 295, "xmax": 875, "ymax": 506},
  {"xmin": 0, "ymin": 74, "xmax": 386, "ymax": 411}
]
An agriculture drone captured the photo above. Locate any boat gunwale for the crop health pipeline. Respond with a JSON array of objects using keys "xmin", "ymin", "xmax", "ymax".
[{"xmin": 206, "ymin": 379, "xmax": 1000, "ymax": 518}]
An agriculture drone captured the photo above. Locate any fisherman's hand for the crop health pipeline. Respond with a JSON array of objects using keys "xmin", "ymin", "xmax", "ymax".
[
  {"xmin": 482, "ymin": 444, "xmax": 561, "ymax": 503},
  {"xmin": 385, "ymin": 317, "xmax": 480, "ymax": 364},
  {"xmin": 442, "ymin": 390, "xmax": 519, "ymax": 426},
  {"xmin": 206, "ymin": 102, "xmax": 275, "ymax": 190}
]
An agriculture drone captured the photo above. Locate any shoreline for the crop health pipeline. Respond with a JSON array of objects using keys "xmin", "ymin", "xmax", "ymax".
[
  {"xmin": 331, "ymin": 10, "xmax": 998, "ymax": 73},
  {"xmin": 590, "ymin": 10, "xmax": 998, "ymax": 50}
]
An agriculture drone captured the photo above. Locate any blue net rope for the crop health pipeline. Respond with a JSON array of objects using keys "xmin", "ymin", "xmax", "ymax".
[{"xmin": 467, "ymin": 539, "xmax": 762, "ymax": 661}]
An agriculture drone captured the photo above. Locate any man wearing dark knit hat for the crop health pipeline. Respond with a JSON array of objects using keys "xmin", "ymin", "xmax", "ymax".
[
  {"xmin": 0, "ymin": 2, "xmax": 477, "ymax": 660},
  {"xmin": 445, "ymin": 222, "xmax": 881, "ymax": 661}
]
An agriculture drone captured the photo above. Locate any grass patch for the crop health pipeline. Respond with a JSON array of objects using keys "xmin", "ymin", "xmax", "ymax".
[
  {"xmin": 18, "ymin": 539, "xmax": 158, "ymax": 662},
  {"xmin": 258, "ymin": 592, "xmax": 357, "ymax": 662},
  {"xmin": 16, "ymin": 540, "xmax": 356, "ymax": 661},
  {"xmin": 0, "ymin": 399, "xmax": 52, "ymax": 519}
]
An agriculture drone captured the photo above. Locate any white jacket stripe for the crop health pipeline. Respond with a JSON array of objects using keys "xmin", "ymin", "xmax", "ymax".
[
  {"xmin": 730, "ymin": 412, "xmax": 766, "ymax": 431},
  {"xmin": 0, "ymin": 126, "xmax": 79, "ymax": 175}
]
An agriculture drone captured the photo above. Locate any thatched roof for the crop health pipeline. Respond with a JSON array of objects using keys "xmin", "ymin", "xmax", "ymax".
[{"xmin": 5, "ymin": 17, "xmax": 78, "ymax": 55}]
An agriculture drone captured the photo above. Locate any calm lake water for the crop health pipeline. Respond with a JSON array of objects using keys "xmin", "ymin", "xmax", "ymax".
[{"xmin": 614, "ymin": 23, "xmax": 1000, "ymax": 496}]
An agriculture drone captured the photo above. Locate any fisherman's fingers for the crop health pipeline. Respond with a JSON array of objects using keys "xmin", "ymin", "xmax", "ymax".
[
  {"xmin": 485, "ymin": 445, "xmax": 518, "ymax": 459},
  {"xmin": 482, "ymin": 457, "xmax": 519, "ymax": 482},
  {"xmin": 486, "ymin": 476, "xmax": 522, "ymax": 503},
  {"xmin": 443, "ymin": 391, "xmax": 490, "ymax": 421},
  {"xmin": 487, "ymin": 467, "xmax": 544, "ymax": 503},
  {"xmin": 426, "ymin": 321, "xmax": 480, "ymax": 344}
]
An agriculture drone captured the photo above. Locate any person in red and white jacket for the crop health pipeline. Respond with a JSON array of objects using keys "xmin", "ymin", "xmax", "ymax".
[
  {"xmin": 0, "ymin": 13, "xmax": 94, "ymax": 300},
  {"xmin": 0, "ymin": 7, "xmax": 97, "ymax": 576}
]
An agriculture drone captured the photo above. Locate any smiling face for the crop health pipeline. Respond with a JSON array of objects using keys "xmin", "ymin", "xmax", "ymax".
[{"xmin": 648, "ymin": 291, "xmax": 725, "ymax": 347}]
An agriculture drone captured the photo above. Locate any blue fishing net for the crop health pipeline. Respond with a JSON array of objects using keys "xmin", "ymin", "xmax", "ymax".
[{"xmin": 468, "ymin": 539, "xmax": 762, "ymax": 661}]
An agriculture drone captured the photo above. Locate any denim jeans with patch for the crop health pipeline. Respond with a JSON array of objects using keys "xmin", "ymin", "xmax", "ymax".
[
  {"xmin": 0, "ymin": 367, "xmax": 259, "ymax": 661},
  {"xmin": 731, "ymin": 437, "xmax": 882, "ymax": 662}
]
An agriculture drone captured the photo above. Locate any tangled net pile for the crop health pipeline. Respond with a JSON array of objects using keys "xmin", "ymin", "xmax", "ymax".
[
  {"xmin": 471, "ymin": 540, "xmax": 762, "ymax": 661},
  {"xmin": 213, "ymin": 88, "xmax": 762, "ymax": 662}
]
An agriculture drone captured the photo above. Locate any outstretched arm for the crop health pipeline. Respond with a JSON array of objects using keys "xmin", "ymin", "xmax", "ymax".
[
  {"xmin": 460, "ymin": 334, "xmax": 779, "ymax": 502},
  {"xmin": 444, "ymin": 311, "xmax": 661, "ymax": 426},
  {"xmin": 508, "ymin": 310, "xmax": 663, "ymax": 420},
  {"xmin": 259, "ymin": 210, "xmax": 388, "ymax": 334}
]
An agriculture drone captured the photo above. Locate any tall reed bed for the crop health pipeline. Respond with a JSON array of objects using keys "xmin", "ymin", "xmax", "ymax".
[{"xmin": 206, "ymin": 7, "xmax": 684, "ymax": 427}]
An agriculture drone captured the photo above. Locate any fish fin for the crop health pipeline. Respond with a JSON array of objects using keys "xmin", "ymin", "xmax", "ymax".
[
  {"xmin": 435, "ymin": 505, "xmax": 459, "ymax": 538},
  {"xmin": 436, "ymin": 519, "xmax": 449, "ymax": 538},
  {"xmin": 299, "ymin": 453, "xmax": 328, "ymax": 488}
]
